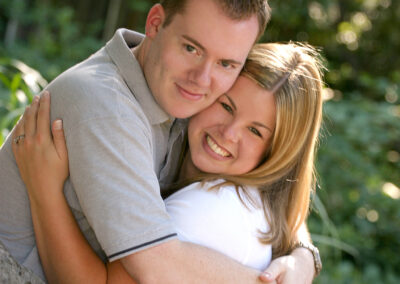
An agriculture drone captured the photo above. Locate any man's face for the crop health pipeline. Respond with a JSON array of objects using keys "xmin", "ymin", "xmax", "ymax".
[{"xmin": 142, "ymin": 0, "xmax": 259, "ymax": 118}]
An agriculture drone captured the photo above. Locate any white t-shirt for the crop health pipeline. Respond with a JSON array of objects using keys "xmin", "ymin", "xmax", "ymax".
[{"xmin": 164, "ymin": 180, "xmax": 272, "ymax": 271}]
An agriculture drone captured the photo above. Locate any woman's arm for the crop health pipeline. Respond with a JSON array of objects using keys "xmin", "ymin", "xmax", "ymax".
[
  {"xmin": 260, "ymin": 223, "xmax": 316, "ymax": 283},
  {"xmin": 12, "ymin": 92, "xmax": 135, "ymax": 284}
]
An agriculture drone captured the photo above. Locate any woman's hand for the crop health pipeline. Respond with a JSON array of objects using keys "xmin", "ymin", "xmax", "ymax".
[
  {"xmin": 259, "ymin": 248, "xmax": 315, "ymax": 284},
  {"xmin": 12, "ymin": 91, "xmax": 69, "ymax": 204}
]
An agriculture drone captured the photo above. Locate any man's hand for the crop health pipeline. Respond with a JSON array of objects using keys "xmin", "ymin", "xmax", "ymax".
[{"xmin": 259, "ymin": 248, "xmax": 315, "ymax": 284}]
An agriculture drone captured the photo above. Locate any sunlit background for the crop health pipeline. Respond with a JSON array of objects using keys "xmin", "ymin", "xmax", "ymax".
[{"xmin": 0, "ymin": 0, "xmax": 399, "ymax": 283}]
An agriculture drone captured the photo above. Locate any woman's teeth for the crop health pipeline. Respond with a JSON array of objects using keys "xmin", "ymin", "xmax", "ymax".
[{"xmin": 206, "ymin": 135, "xmax": 230, "ymax": 157}]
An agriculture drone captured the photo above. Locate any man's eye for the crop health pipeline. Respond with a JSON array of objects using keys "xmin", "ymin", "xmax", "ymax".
[
  {"xmin": 249, "ymin": 127, "xmax": 262, "ymax": 137},
  {"xmin": 220, "ymin": 61, "xmax": 233, "ymax": 69},
  {"xmin": 185, "ymin": 44, "xmax": 196, "ymax": 53},
  {"xmin": 220, "ymin": 102, "xmax": 233, "ymax": 113}
]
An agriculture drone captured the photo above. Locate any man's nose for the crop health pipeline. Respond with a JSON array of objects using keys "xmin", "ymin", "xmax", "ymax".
[{"xmin": 188, "ymin": 61, "xmax": 212, "ymax": 88}]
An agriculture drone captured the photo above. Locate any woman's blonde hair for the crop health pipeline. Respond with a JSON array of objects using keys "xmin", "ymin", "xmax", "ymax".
[{"xmin": 188, "ymin": 42, "xmax": 325, "ymax": 257}]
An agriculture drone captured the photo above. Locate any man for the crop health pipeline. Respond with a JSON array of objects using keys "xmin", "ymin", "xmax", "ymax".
[{"xmin": 0, "ymin": 0, "xmax": 319, "ymax": 282}]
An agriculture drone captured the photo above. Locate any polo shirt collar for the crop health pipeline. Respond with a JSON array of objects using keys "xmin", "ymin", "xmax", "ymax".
[{"xmin": 105, "ymin": 28, "xmax": 172, "ymax": 125}]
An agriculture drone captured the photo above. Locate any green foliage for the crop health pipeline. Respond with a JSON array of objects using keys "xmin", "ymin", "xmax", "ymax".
[
  {"xmin": 0, "ymin": 58, "xmax": 47, "ymax": 144},
  {"xmin": 0, "ymin": 1, "xmax": 103, "ymax": 80},
  {"xmin": 128, "ymin": 0, "xmax": 154, "ymax": 13},
  {"xmin": 311, "ymin": 98, "xmax": 400, "ymax": 283},
  {"xmin": 0, "ymin": 0, "xmax": 399, "ymax": 282},
  {"xmin": 263, "ymin": 0, "xmax": 400, "ymax": 281}
]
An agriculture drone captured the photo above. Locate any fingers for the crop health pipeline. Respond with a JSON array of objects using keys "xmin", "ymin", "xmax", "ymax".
[
  {"xmin": 12, "ymin": 90, "xmax": 51, "ymax": 150},
  {"xmin": 259, "ymin": 259, "xmax": 285, "ymax": 283},
  {"xmin": 24, "ymin": 95, "xmax": 40, "ymax": 137},
  {"xmin": 12, "ymin": 111, "xmax": 26, "ymax": 140},
  {"xmin": 259, "ymin": 272, "xmax": 278, "ymax": 283},
  {"xmin": 52, "ymin": 119, "xmax": 68, "ymax": 160},
  {"xmin": 12, "ymin": 114, "xmax": 25, "ymax": 160},
  {"xmin": 37, "ymin": 91, "xmax": 51, "ymax": 138}
]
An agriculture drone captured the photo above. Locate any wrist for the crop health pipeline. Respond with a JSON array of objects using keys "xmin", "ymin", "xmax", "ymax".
[
  {"xmin": 293, "ymin": 242, "xmax": 322, "ymax": 277},
  {"xmin": 27, "ymin": 184, "xmax": 66, "ymax": 209}
]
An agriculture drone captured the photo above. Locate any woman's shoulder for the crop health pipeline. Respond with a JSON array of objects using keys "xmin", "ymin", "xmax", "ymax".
[
  {"xmin": 165, "ymin": 179, "xmax": 260, "ymax": 207},
  {"xmin": 164, "ymin": 179, "xmax": 272, "ymax": 270},
  {"xmin": 164, "ymin": 179, "xmax": 267, "ymax": 238}
]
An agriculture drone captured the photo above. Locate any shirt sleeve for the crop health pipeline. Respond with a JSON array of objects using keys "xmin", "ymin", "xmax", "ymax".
[{"xmin": 47, "ymin": 71, "xmax": 177, "ymax": 261}]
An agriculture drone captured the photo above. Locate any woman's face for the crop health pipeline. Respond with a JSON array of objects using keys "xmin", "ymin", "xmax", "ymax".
[{"xmin": 188, "ymin": 75, "xmax": 277, "ymax": 175}]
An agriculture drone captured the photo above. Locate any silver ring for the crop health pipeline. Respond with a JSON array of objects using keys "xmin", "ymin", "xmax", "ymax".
[{"xmin": 13, "ymin": 134, "xmax": 25, "ymax": 145}]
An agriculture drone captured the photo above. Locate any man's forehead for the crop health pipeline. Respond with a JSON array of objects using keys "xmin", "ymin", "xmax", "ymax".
[
  {"xmin": 164, "ymin": 0, "xmax": 258, "ymax": 63},
  {"xmin": 170, "ymin": 0, "xmax": 258, "ymax": 44}
]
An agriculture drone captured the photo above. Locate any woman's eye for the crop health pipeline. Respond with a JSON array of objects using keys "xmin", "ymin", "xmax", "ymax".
[
  {"xmin": 249, "ymin": 127, "xmax": 262, "ymax": 137},
  {"xmin": 185, "ymin": 44, "xmax": 196, "ymax": 53},
  {"xmin": 221, "ymin": 102, "xmax": 233, "ymax": 113}
]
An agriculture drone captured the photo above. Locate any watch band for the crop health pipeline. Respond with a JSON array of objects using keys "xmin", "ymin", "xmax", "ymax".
[{"xmin": 294, "ymin": 241, "xmax": 322, "ymax": 277}]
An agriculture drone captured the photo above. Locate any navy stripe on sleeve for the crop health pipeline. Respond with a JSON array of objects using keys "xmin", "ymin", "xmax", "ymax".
[{"xmin": 108, "ymin": 233, "xmax": 177, "ymax": 259}]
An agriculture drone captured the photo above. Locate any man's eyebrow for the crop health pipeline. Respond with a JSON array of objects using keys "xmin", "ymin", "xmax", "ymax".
[
  {"xmin": 182, "ymin": 35, "xmax": 206, "ymax": 51},
  {"xmin": 182, "ymin": 35, "xmax": 243, "ymax": 66},
  {"xmin": 223, "ymin": 94, "xmax": 237, "ymax": 111}
]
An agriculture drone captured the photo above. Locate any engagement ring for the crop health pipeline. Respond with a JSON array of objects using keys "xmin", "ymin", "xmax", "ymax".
[{"xmin": 13, "ymin": 134, "xmax": 25, "ymax": 145}]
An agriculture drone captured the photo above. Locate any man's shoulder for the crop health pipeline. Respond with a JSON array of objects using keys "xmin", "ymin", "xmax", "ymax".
[
  {"xmin": 49, "ymin": 48, "xmax": 125, "ymax": 99},
  {"xmin": 46, "ymin": 52, "xmax": 148, "ymax": 127}
]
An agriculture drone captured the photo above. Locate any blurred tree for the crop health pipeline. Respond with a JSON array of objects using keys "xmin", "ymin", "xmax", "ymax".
[
  {"xmin": 0, "ymin": 0, "xmax": 399, "ymax": 282},
  {"xmin": 259, "ymin": 1, "xmax": 400, "ymax": 282}
]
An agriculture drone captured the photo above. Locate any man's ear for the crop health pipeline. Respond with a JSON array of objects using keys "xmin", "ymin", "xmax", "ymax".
[{"xmin": 145, "ymin": 4, "xmax": 166, "ymax": 38}]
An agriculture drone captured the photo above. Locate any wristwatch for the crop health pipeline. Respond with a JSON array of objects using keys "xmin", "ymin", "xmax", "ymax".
[{"xmin": 294, "ymin": 241, "xmax": 322, "ymax": 276}]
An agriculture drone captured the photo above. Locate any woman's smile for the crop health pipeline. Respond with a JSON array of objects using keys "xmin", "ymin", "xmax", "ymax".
[{"xmin": 204, "ymin": 134, "xmax": 232, "ymax": 159}]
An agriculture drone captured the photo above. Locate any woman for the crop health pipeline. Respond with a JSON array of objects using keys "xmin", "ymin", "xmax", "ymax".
[{"xmin": 12, "ymin": 42, "xmax": 324, "ymax": 283}]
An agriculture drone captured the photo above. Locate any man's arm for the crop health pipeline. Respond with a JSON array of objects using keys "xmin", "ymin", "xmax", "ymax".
[
  {"xmin": 121, "ymin": 240, "xmax": 264, "ymax": 284},
  {"xmin": 120, "ymin": 223, "xmax": 316, "ymax": 284}
]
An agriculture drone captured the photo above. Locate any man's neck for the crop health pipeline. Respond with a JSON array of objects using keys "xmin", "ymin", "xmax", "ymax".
[{"xmin": 131, "ymin": 41, "xmax": 146, "ymax": 70}]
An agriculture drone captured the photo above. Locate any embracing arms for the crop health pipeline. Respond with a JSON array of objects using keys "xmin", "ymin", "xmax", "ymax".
[
  {"xmin": 12, "ymin": 92, "xmax": 316, "ymax": 283},
  {"xmin": 12, "ymin": 93, "xmax": 263, "ymax": 283}
]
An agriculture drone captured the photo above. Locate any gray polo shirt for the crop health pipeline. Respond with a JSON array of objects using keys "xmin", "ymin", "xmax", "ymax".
[{"xmin": 0, "ymin": 29, "xmax": 186, "ymax": 279}]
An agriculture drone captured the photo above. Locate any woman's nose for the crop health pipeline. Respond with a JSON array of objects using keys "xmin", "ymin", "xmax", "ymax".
[{"xmin": 221, "ymin": 122, "xmax": 240, "ymax": 143}]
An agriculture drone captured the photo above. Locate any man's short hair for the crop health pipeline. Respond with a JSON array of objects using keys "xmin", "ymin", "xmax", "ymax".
[{"xmin": 159, "ymin": 0, "xmax": 271, "ymax": 41}]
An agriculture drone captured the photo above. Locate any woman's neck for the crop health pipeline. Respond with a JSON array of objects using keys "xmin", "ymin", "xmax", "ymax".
[{"xmin": 178, "ymin": 152, "xmax": 201, "ymax": 182}]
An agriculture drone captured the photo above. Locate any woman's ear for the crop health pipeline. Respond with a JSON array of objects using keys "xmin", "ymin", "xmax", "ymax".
[{"xmin": 145, "ymin": 4, "xmax": 166, "ymax": 38}]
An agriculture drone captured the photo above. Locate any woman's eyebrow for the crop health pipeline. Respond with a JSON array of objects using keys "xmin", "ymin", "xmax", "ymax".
[
  {"xmin": 223, "ymin": 94, "xmax": 237, "ymax": 111},
  {"xmin": 223, "ymin": 94, "xmax": 273, "ymax": 133},
  {"xmin": 253, "ymin": 121, "xmax": 273, "ymax": 133}
]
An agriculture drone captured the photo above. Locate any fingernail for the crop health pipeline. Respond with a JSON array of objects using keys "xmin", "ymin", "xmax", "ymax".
[
  {"xmin": 261, "ymin": 272, "xmax": 272, "ymax": 280},
  {"xmin": 33, "ymin": 95, "xmax": 39, "ymax": 103},
  {"xmin": 54, "ymin": 119, "xmax": 63, "ymax": 130},
  {"xmin": 43, "ymin": 90, "xmax": 49, "ymax": 98}
]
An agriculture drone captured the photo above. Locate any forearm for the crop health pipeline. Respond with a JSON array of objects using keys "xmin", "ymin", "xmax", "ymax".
[
  {"xmin": 28, "ymin": 187, "xmax": 107, "ymax": 284},
  {"xmin": 121, "ymin": 239, "xmax": 264, "ymax": 284},
  {"xmin": 293, "ymin": 222, "xmax": 312, "ymax": 243}
]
